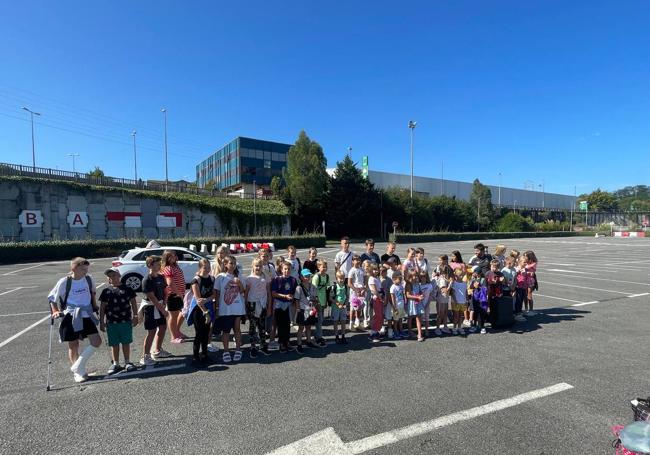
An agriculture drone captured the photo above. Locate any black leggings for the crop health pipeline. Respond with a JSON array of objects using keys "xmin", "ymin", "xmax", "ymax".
[
  {"xmin": 274, "ymin": 307, "xmax": 291, "ymax": 346},
  {"xmin": 191, "ymin": 306, "xmax": 211, "ymax": 358},
  {"xmin": 514, "ymin": 288, "xmax": 527, "ymax": 314}
]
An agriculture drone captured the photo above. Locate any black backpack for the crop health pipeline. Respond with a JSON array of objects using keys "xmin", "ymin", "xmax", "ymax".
[{"xmin": 58, "ymin": 275, "xmax": 97, "ymax": 312}]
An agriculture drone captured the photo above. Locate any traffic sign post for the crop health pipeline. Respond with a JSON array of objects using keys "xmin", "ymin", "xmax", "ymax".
[
  {"xmin": 579, "ymin": 201, "xmax": 588, "ymax": 227},
  {"xmin": 361, "ymin": 156, "xmax": 369, "ymax": 180},
  {"xmin": 392, "ymin": 221, "xmax": 398, "ymax": 236}
]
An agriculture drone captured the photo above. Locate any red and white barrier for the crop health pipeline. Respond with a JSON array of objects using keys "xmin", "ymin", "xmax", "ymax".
[{"xmin": 614, "ymin": 231, "xmax": 646, "ymax": 238}]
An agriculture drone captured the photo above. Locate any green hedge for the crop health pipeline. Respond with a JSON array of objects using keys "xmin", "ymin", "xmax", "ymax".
[
  {"xmin": 0, "ymin": 235, "xmax": 326, "ymax": 264},
  {"xmin": 389, "ymin": 231, "xmax": 582, "ymax": 243}
]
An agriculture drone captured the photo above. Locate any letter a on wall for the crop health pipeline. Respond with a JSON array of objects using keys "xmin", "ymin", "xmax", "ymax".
[
  {"xmin": 19, "ymin": 210, "xmax": 43, "ymax": 228},
  {"xmin": 67, "ymin": 211, "xmax": 89, "ymax": 227}
]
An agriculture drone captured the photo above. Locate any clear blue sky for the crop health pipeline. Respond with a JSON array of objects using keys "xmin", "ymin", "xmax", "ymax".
[{"xmin": 1, "ymin": 1, "xmax": 648, "ymax": 195}]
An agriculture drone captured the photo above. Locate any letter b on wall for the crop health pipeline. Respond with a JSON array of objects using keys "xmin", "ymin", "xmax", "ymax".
[{"xmin": 19, "ymin": 210, "xmax": 43, "ymax": 228}]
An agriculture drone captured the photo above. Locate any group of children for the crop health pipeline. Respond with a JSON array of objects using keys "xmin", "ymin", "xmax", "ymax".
[{"xmin": 48, "ymin": 239, "xmax": 538, "ymax": 383}]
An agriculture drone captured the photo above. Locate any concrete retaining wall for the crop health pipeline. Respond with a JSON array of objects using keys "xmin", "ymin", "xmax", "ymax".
[{"xmin": 0, "ymin": 181, "xmax": 290, "ymax": 241}]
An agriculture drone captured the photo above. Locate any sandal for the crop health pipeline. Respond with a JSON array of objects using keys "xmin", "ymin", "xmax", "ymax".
[
  {"xmin": 222, "ymin": 351, "xmax": 232, "ymax": 363},
  {"xmin": 233, "ymin": 351, "xmax": 242, "ymax": 362}
]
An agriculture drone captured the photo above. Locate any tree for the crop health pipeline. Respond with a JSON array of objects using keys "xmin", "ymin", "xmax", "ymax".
[
  {"xmin": 88, "ymin": 166, "xmax": 105, "ymax": 178},
  {"xmin": 579, "ymin": 189, "xmax": 618, "ymax": 212},
  {"xmin": 469, "ymin": 179, "xmax": 495, "ymax": 230},
  {"xmin": 284, "ymin": 131, "xmax": 330, "ymax": 230},
  {"xmin": 326, "ymin": 156, "xmax": 380, "ymax": 237},
  {"xmin": 496, "ymin": 212, "xmax": 534, "ymax": 232}
]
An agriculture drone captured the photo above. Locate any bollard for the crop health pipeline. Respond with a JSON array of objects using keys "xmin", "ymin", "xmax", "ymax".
[
  {"xmin": 189, "ymin": 244, "xmax": 197, "ymax": 251},
  {"xmin": 200, "ymin": 244, "xmax": 208, "ymax": 254}
]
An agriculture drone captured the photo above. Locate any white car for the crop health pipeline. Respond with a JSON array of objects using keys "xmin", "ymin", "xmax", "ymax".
[{"xmin": 111, "ymin": 246, "xmax": 212, "ymax": 291}]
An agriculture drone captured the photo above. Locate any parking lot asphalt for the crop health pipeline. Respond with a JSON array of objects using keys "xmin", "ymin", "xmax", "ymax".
[{"xmin": 0, "ymin": 236, "xmax": 649, "ymax": 454}]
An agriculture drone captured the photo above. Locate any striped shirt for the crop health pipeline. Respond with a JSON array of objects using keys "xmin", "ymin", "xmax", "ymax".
[{"xmin": 163, "ymin": 265, "xmax": 185, "ymax": 297}]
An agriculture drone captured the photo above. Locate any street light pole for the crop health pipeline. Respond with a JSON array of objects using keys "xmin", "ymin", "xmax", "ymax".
[
  {"xmin": 570, "ymin": 185, "xmax": 575, "ymax": 231},
  {"xmin": 408, "ymin": 120, "xmax": 417, "ymax": 232},
  {"xmin": 253, "ymin": 179, "xmax": 257, "ymax": 235},
  {"xmin": 67, "ymin": 153, "xmax": 80, "ymax": 173},
  {"xmin": 132, "ymin": 130, "xmax": 138, "ymax": 181},
  {"xmin": 498, "ymin": 172, "xmax": 502, "ymax": 207},
  {"xmin": 539, "ymin": 180, "xmax": 545, "ymax": 209},
  {"xmin": 22, "ymin": 107, "xmax": 41, "ymax": 172},
  {"xmin": 161, "ymin": 108, "xmax": 169, "ymax": 191},
  {"xmin": 347, "ymin": 146, "xmax": 352, "ymax": 159}
]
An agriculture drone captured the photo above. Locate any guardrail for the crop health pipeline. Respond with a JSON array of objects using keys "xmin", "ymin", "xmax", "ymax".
[{"xmin": 0, "ymin": 162, "xmax": 273, "ymax": 200}]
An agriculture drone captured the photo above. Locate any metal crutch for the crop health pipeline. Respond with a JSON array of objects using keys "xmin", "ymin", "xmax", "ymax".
[{"xmin": 46, "ymin": 310, "xmax": 61, "ymax": 392}]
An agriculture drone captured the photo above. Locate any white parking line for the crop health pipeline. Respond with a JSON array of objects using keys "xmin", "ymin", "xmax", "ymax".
[
  {"xmin": 571, "ymin": 301, "xmax": 599, "ymax": 307},
  {"xmin": 547, "ymin": 269, "xmax": 596, "ymax": 275},
  {"xmin": 0, "ymin": 287, "xmax": 23, "ymax": 296},
  {"xmin": 542, "ymin": 272, "xmax": 650, "ymax": 287},
  {"xmin": 535, "ymin": 293, "xmax": 595, "ymax": 305},
  {"xmin": 0, "ymin": 315, "xmax": 50, "ymax": 349},
  {"xmin": 1, "ymin": 264, "xmax": 45, "ymax": 276},
  {"xmin": 541, "ymin": 281, "xmax": 633, "ymax": 295},
  {"xmin": 627, "ymin": 293, "xmax": 649, "ymax": 298},
  {"xmin": 0, "ymin": 311, "xmax": 49, "ymax": 317}
]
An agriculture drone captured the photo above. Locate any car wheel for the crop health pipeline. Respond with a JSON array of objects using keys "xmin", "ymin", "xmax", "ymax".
[{"xmin": 122, "ymin": 273, "xmax": 143, "ymax": 292}]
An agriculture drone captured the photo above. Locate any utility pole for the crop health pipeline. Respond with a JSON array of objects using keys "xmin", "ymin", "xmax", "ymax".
[
  {"xmin": 67, "ymin": 153, "xmax": 80, "ymax": 173},
  {"xmin": 132, "ymin": 130, "xmax": 138, "ymax": 181},
  {"xmin": 161, "ymin": 108, "xmax": 169, "ymax": 190},
  {"xmin": 408, "ymin": 120, "xmax": 417, "ymax": 232},
  {"xmin": 22, "ymin": 107, "xmax": 41, "ymax": 172}
]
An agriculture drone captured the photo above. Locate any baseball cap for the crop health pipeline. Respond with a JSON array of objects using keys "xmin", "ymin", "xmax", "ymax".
[
  {"xmin": 104, "ymin": 267, "xmax": 121, "ymax": 276},
  {"xmin": 300, "ymin": 268, "xmax": 313, "ymax": 277}
]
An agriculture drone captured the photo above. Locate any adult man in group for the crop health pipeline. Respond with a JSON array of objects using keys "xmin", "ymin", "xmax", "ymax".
[
  {"xmin": 334, "ymin": 236, "xmax": 354, "ymax": 276},
  {"xmin": 468, "ymin": 243, "xmax": 492, "ymax": 274}
]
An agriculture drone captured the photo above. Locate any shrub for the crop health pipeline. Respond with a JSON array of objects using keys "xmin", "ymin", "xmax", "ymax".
[
  {"xmin": 495, "ymin": 213, "xmax": 534, "ymax": 232},
  {"xmin": 0, "ymin": 234, "xmax": 326, "ymax": 264}
]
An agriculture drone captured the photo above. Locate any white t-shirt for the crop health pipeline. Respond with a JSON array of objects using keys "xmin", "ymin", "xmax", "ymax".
[
  {"xmin": 48, "ymin": 275, "xmax": 95, "ymax": 316},
  {"xmin": 416, "ymin": 258, "xmax": 430, "ymax": 275},
  {"xmin": 347, "ymin": 267, "xmax": 365, "ymax": 289},
  {"xmin": 288, "ymin": 257, "xmax": 301, "ymax": 280},
  {"xmin": 368, "ymin": 276, "xmax": 382, "ymax": 297},
  {"xmin": 216, "ymin": 273, "xmax": 245, "ymax": 316},
  {"xmin": 295, "ymin": 282, "xmax": 317, "ymax": 310},
  {"xmin": 245, "ymin": 274, "xmax": 268, "ymax": 306},
  {"xmin": 335, "ymin": 250, "xmax": 354, "ymax": 276}
]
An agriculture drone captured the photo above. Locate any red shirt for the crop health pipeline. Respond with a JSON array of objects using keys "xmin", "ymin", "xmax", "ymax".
[{"xmin": 163, "ymin": 265, "xmax": 185, "ymax": 297}]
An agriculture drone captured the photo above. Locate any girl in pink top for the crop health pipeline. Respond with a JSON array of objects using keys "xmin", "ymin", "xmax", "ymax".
[{"xmin": 523, "ymin": 250, "xmax": 538, "ymax": 316}]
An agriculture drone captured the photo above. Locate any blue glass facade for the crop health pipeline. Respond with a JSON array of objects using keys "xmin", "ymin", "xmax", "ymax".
[{"xmin": 196, "ymin": 137, "xmax": 290, "ymax": 190}]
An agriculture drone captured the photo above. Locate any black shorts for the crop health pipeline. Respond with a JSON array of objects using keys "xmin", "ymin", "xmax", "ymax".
[
  {"xmin": 296, "ymin": 310, "xmax": 317, "ymax": 327},
  {"xmin": 59, "ymin": 314, "xmax": 98, "ymax": 342},
  {"xmin": 166, "ymin": 295, "xmax": 183, "ymax": 312},
  {"xmin": 215, "ymin": 315, "xmax": 240, "ymax": 333},
  {"xmin": 143, "ymin": 306, "xmax": 167, "ymax": 331}
]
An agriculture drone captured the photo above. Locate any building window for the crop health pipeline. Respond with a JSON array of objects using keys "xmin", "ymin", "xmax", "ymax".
[{"xmin": 264, "ymin": 160, "xmax": 271, "ymax": 169}]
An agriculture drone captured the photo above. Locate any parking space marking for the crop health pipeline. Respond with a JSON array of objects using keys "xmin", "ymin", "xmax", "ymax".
[
  {"xmin": 542, "ymin": 272, "xmax": 650, "ymax": 287},
  {"xmin": 542, "ymin": 281, "xmax": 634, "ymax": 295},
  {"xmin": 547, "ymin": 269, "xmax": 596, "ymax": 275},
  {"xmin": 0, "ymin": 315, "xmax": 50, "ymax": 349},
  {"xmin": 0, "ymin": 287, "xmax": 23, "ymax": 296},
  {"xmin": 1, "ymin": 264, "xmax": 45, "ymax": 276},
  {"xmin": 535, "ymin": 293, "xmax": 595, "ymax": 305},
  {"xmin": 0, "ymin": 311, "xmax": 49, "ymax": 317},
  {"xmin": 627, "ymin": 293, "xmax": 649, "ymax": 298}
]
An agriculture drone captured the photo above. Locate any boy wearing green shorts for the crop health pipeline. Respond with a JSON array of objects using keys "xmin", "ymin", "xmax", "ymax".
[{"xmin": 99, "ymin": 268, "xmax": 138, "ymax": 374}]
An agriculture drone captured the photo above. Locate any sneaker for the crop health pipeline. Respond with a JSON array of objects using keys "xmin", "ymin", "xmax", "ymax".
[
  {"xmin": 317, "ymin": 338, "xmax": 327, "ymax": 347},
  {"xmin": 401, "ymin": 330, "xmax": 409, "ymax": 337},
  {"xmin": 335, "ymin": 335, "xmax": 341, "ymax": 344},
  {"xmin": 417, "ymin": 336, "xmax": 424, "ymax": 342},
  {"xmin": 260, "ymin": 346, "xmax": 271, "ymax": 356},
  {"xmin": 468, "ymin": 326, "xmax": 477, "ymax": 333},
  {"xmin": 73, "ymin": 372, "xmax": 88, "ymax": 383},
  {"xmin": 458, "ymin": 328, "xmax": 466, "ymax": 335},
  {"xmin": 124, "ymin": 362, "xmax": 136, "ymax": 372},
  {"xmin": 140, "ymin": 355, "xmax": 155, "ymax": 366},
  {"xmin": 152, "ymin": 349, "xmax": 171, "ymax": 359},
  {"xmin": 480, "ymin": 328, "xmax": 487, "ymax": 334},
  {"xmin": 363, "ymin": 320, "xmax": 370, "ymax": 329},
  {"xmin": 250, "ymin": 348, "xmax": 258, "ymax": 358},
  {"xmin": 207, "ymin": 343, "xmax": 218, "ymax": 353},
  {"xmin": 296, "ymin": 345, "xmax": 304, "ymax": 354},
  {"xmin": 441, "ymin": 327, "xmax": 451, "ymax": 334},
  {"xmin": 341, "ymin": 335, "xmax": 348, "ymax": 344},
  {"xmin": 434, "ymin": 328, "xmax": 442, "ymax": 336},
  {"xmin": 462, "ymin": 319, "xmax": 470, "ymax": 327},
  {"xmin": 279, "ymin": 345, "xmax": 288, "ymax": 353},
  {"xmin": 379, "ymin": 327, "xmax": 386, "ymax": 336},
  {"xmin": 527, "ymin": 310, "xmax": 538, "ymax": 316},
  {"xmin": 269, "ymin": 341, "xmax": 280, "ymax": 350},
  {"xmin": 514, "ymin": 314, "xmax": 527, "ymax": 322},
  {"xmin": 306, "ymin": 341, "xmax": 318, "ymax": 349},
  {"xmin": 107, "ymin": 363, "xmax": 123, "ymax": 375},
  {"xmin": 354, "ymin": 319, "xmax": 361, "ymax": 329}
]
